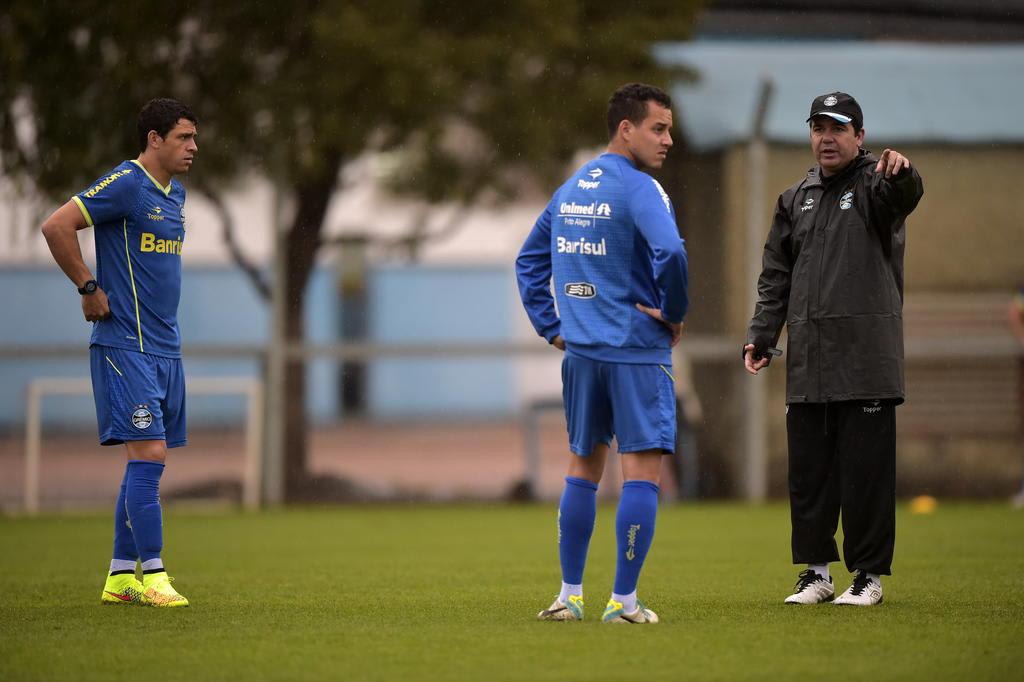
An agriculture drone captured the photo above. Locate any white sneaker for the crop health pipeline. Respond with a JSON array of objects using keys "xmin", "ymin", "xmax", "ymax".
[
  {"xmin": 784, "ymin": 569, "xmax": 835, "ymax": 604},
  {"xmin": 834, "ymin": 571, "xmax": 883, "ymax": 606},
  {"xmin": 537, "ymin": 594, "xmax": 584, "ymax": 621}
]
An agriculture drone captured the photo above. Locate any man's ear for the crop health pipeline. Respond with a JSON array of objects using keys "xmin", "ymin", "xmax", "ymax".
[
  {"xmin": 147, "ymin": 129, "xmax": 162, "ymax": 149},
  {"xmin": 855, "ymin": 128, "xmax": 866, "ymax": 147},
  {"xmin": 618, "ymin": 118, "xmax": 633, "ymax": 141}
]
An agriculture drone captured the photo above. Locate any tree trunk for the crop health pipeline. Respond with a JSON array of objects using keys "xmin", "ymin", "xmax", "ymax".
[{"xmin": 282, "ymin": 153, "xmax": 342, "ymax": 500}]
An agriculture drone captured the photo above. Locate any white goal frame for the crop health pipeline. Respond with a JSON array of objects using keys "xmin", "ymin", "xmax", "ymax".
[{"xmin": 23, "ymin": 376, "xmax": 264, "ymax": 514}]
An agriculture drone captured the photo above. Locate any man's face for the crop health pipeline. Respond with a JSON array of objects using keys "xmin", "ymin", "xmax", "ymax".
[
  {"xmin": 156, "ymin": 118, "xmax": 198, "ymax": 175},
  {"xmin": 624, "ymin": 102, "xmax": 673, "ymax": 170},
  {"xmin": 809, "ymin": 115, "xmax": 863, "ymax": 176}
]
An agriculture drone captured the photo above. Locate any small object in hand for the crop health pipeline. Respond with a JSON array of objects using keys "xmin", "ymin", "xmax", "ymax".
[{"xmin": 753, "ymin": 347, "xmax": 783, "ymax": 361}]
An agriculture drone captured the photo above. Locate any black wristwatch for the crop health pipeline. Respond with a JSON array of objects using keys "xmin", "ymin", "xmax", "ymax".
[{"xmin": 78, "ymin": 279, "xmax": 98, "ymax": 295}]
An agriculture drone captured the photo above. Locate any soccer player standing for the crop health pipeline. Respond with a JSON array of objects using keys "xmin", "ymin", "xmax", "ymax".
[
  {"xmin": 517, "ymin": 83, "xmax": 688, "ymax": 623},
  {"xmin": 41, "ymin": 99, "xmax": 198, "ymax": 607},
  {"xmin": 744, "ymin": 92, "xmax": 923, "ymax": 606}
]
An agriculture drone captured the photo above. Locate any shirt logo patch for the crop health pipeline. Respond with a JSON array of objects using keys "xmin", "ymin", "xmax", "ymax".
[
  {"xmin": 564, "ymin": 282, "xmax": 596, "ymax": 299},
  {"xmin": 839, "ymin": 190, "xmax": 854, "ymax": 210},
  {"xmin": 147, "ymin": 206, "xmax": 165, "ymax": 221},
  {"xmin": 131, "ymin": 407, "xmax": 153, "ymax": 430},
  {"xmin": 588, "ymin": 168, "xmax": 603, "ymax": 180},
  {"xmin": 801, "ymin": 197, "xmax": 815, "ymax": 212}
]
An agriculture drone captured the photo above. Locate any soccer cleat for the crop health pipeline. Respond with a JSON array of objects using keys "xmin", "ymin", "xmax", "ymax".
[
  {"xmin": 537, "ymin": 594, "xmax": 584, "ymax": 621},
  {"xmin": 101, "ymin": 573, "xmax": 144, "ymax": 605},
  {"xmin": 834, "ymin": 571, "xmax": 883, "ymax": 606},
  {"xmin": 140, "ymin": 572, "xmax": 189, "ymax": 608},
  {"xmin": 602, "ymin": 598, "xmax": 659, "ymax": 624},
  {"xmin": 784, "ymin": 569, "xmax": 835, "ymax": 604}
]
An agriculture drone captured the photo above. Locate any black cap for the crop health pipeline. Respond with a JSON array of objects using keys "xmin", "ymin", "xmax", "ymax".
[{"xmin": 806, "ymin": 92, "xmax": 862, "ymax": 130}]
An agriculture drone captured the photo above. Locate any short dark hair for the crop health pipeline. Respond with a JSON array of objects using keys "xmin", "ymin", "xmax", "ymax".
[
  {"xmin": 607, "ymin": 83, "xmax": 672, "ymax": 139},
  {"xmin": 137, "ymin": 98, "xmax": 197, "ymax": 152}
]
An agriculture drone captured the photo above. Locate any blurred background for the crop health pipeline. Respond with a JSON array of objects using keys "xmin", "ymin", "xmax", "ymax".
[{"xmin": 1, "ymin": 0, "xmax": 1022, "ymax": 512}]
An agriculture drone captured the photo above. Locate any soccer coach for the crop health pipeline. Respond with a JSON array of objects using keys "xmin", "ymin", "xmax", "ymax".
[{"xmin": 743, "ymin": 92, "xmax": 923, "ymax": 606}]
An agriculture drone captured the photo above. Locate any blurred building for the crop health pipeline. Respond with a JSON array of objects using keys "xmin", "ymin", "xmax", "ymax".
[{"xmin": 2, "ymin": 3, "xmax": 1023, "ymax": 498}]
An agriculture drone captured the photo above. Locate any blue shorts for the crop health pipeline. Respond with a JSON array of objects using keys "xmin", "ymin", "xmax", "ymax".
[
  {"xmin": 561, "ymin": 353, "xmax": 676, "ymax": 456},
  {"xmin": 89, "ymin": 345, "xmax": 187, "ymax": 447}
]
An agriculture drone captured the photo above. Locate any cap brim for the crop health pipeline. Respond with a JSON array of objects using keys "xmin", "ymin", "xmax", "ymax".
[{"xmin": 807, "ymin": 111, "xmax": 853, "ymax": 124}]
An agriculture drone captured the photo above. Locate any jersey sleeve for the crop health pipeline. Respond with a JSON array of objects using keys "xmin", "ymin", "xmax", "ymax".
[
  {"xmin": 72, "ymin": 165, "xmax": 141, "ymax": 227},
  {"xmin": 515, "ymin": 198, "xmax": 561, "ymax": 343},
  {"xmin": 630, "ymin": 176, "xmax": 689, "ymax": 323}
]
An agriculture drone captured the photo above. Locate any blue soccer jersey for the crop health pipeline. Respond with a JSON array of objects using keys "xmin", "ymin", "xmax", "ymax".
[
  {"xmin": 516, "ymin": 153, "xmax": 688, "ymax": 365},
  {"xmin": 72, "ymin": 160, "xmax": 187, "ymax": 358}
]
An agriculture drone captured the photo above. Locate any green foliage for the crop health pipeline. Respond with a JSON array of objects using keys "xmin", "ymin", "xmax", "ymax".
[
  {"xmin": 1, "ymin": 503, "xmax": 1022, "ymax": 680},
  {"xmin": 1, "ymin": 1, "xmax": 701, "ymax": 202}
]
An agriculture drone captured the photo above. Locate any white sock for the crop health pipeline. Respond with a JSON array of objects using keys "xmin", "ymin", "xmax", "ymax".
[
  {"xmin": 141, "ymin": 558, "xmax": 164, "ymax": 573},
  {"xmin": 559, "ymin": 582, "xmax": 582, "ymax": 603},
  {"xmin": 611, "ymin": 590, "xmax": 637, "ymax": 613},
  {"xmin": 109, "ymin": 559, "xmax": 137, "ymax": 574},
  {"xmin": 866, "ymin": 572, "xmax": 881, "ymax": 585},
  {"xmin": 808, "ymin": 563, "xmax": 830, "ymax": 581}
]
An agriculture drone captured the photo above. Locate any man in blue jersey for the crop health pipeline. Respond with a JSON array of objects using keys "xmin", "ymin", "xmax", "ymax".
[
  {"xmin": 516, "ymin": 83, "xmax": 688, "ymax": 624},
  {"xmin": 41, "ymin": 98, "xmax": 197, "ymax": 607}
]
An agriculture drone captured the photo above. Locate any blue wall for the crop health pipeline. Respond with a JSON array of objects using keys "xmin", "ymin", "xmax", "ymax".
[{"xmin": 0, "ymin": 264, "xmax": 514, "ymax": 429}]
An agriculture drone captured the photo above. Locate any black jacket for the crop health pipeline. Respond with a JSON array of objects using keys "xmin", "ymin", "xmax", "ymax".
[{"xmin": 746, "ymin": 150, "xmax": 924, "ymax": 403}]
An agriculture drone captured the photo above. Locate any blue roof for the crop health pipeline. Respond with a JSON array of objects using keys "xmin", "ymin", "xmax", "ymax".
[{"xmin": 654, "ymin": 41, "xmax": 1024, "ymax": 151}]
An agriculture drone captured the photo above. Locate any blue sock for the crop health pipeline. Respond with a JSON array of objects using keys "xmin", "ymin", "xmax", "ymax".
[
  {"xmin": 559, "ymin": 476, "xmax": 598, "ymax": 585},
  {"xmin": 613, "ymin": 480, "xmax": 660, "ymax": 596},
  {"xmin": 125, "ymin": 460, "xmax": 165, "ymax": 564},
  {"xmin": 111, "ymin": 466, "xmax": 139, "ymax": 565}
]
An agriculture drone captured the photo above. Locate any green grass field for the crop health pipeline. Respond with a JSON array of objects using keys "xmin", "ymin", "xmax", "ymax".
[{"xmin": 1, "ymin": 503, "xmax": 1022, "ymax": 681}]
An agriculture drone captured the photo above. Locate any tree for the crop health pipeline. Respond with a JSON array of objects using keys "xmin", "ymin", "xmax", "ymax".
[{"xmin": 1, "ymin": 1, "xmax": 701, "ymax": 499}]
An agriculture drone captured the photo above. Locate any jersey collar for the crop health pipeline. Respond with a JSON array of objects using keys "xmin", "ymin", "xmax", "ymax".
[{"xmin": 131, "ymin": 159, "xmax": 172, "ymax": 196}]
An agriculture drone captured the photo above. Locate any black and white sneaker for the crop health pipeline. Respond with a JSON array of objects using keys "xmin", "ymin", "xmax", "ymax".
[
  {"xmin": 784, "ymin": 569, "xmax": 835, "ymax": 604},
  {"xmin": 834, "ymin": 571, "xmax": 883, "ymax": 606}
]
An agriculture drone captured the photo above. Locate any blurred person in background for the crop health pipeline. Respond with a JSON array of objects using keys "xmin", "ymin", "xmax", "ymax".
[
  {"xmin": 40, "ymin": 98, "xmax": 197, "ymax": 608},
  {"xmin": 744, "ymin": 92, "xmax": 923, "ymax": 606},
  {"xmin": 517, "ymin": 83, "xmax": 688, "ymax": 624},
  {"xmin": 1010, "ymin": 284, "xmax": 1024, "ymax": 508}
]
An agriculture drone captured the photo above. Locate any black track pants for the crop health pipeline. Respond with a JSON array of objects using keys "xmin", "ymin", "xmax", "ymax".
[{"xmin": 786, "ymin": 400, "xmax": 896, "ymax": 575}]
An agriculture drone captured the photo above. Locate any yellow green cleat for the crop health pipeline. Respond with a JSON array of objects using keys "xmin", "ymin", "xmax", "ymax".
[
  {"xmin": 602, "ymin": 598, "xmax": 659, "ymax": 624},
  {"xmin": 101, "ymin": 573, "xmax": 144, "ymax": 605},
  {"xmin": 140, "ymin": 572, "xmax": 189, "ymax": 608}
]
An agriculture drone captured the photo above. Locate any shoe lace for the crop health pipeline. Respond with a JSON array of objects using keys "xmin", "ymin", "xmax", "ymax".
[
  {"xmin": 148, "ymin": 574, "xmax": 177, "ymax": 593},
  {"xmin": 793, "ymin": 569, "xmax": 823, "ymax": 592},
  {"xmin": 849, "ymin": 571, "xmax": 871, "ymax": 596}
]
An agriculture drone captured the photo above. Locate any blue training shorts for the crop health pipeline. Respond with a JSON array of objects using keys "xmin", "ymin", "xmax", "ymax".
[
  {"xmin": 561, "ymin": 352, "xmax": 676, "ymax": 456},
  {"xmin": 89, "ymin": 345, "xmax": 187, "ymax": 447}
]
